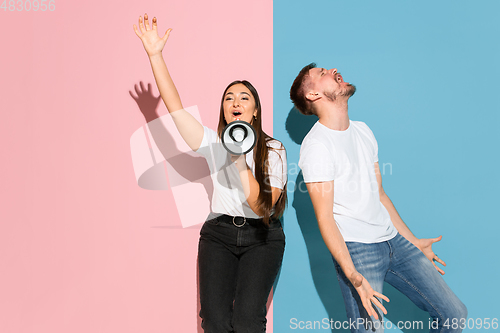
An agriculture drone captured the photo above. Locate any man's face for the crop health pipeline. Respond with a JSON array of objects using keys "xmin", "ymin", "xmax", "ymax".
[{"xmin": 308, "ymin": 67, "xmax": 356, "ymax": 101}]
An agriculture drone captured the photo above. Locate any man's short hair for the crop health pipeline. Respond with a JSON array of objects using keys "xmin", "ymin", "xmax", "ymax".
[{"xmin": 290, "ymin": 63, "xmax": 317, "ymax": 116}]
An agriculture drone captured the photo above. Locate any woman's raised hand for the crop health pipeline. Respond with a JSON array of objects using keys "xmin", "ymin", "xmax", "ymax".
[{"xmin": 133, "ymin": 14, "xmax": 172, "ymax": 57}]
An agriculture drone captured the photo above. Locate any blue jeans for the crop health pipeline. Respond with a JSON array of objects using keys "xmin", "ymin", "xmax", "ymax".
[
  {"xmin": 198, "ymin": 215, "xmax": 285, "ymax": 333},
  {"xmin": 334, "ymin": 233, "xmax": 467, "ymax": 333}
]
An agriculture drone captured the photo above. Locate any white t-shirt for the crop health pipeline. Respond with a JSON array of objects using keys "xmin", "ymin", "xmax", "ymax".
[
  {"xmin": 196, "ymin": 126, "xmax": 287, "ymax": 219},
  {"xmin": 299, "ymin": 120, "xmax": 397, "ymax": 243}
]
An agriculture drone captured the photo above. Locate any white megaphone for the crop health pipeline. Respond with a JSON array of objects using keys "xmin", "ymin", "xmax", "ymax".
[{"xmin": 221, "ymin": 120, "xmax": 257, "ymax": 155}]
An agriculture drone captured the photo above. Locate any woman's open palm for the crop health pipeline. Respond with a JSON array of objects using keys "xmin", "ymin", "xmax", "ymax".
[{"xmin": 133, "ymin": 14, "xmax": 171, "ymax": 57}]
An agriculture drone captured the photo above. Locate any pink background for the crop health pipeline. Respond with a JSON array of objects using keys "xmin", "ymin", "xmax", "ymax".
[{"xmin": 0, "ymin": 0, "xmax": 273, "ymax": 332}]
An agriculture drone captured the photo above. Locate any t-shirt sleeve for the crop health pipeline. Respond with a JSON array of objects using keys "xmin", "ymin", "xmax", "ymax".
[
  {"xmin": 195, "ymin": 126, "xmax": 217, "ymax": 159},
  {"xmin": 299, "ymin": 139, "xmax": 335, "ymax": 183},
  {"xmin": 366, "ymin": 125, "xmax": 379, "ymax": 163},
  {"xmin": 359, "ymin": 122, "xmax": 379, "ymax": 163},
  {"xmin": 267, "ymin": 141, "xmax": 287, "ymax": 190}
]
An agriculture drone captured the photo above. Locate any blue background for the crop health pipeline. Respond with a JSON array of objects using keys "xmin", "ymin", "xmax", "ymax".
[{"xmin": 273, "ymin": 0, "xmax": 500, "ymax": 332}]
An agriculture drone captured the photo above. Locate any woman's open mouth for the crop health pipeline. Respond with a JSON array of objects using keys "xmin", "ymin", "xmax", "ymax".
[{"xmin": 232, "ymin": 111, "xmax": 242, "ymax": 117}]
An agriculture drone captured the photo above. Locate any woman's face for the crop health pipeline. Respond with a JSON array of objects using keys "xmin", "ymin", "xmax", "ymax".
[{"xmin": 222, "ymin": 83, "xmax": 258, "ymax": 125}]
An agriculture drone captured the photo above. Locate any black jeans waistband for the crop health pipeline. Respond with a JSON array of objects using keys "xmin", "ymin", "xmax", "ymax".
[{"xmin": 210, "ymin": 214, "xmax": 280, "ymax": 228}]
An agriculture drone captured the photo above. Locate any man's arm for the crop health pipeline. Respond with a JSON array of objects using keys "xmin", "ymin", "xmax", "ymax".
[
  {"xmin": 374, "ymin": 162, "xmax": 446, "ymax": 274},
  {"xmin": 306, "ymin": 180, "xmax": 389, "ymax": 320}
]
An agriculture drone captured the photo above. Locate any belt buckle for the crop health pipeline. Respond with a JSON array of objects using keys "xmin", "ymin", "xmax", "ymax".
[{"xmin": 232, "ymin": 216, "xmax": 246, "ymax": 227}]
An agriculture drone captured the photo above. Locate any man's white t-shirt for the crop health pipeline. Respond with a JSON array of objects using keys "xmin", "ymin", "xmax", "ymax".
[
  {"xmin": 299, "ymin": 120, "xmax": 397, "ymax": 243},
  {"xmin": 196, "ymin": 126, "xmax": 287, "ymax": 219}
]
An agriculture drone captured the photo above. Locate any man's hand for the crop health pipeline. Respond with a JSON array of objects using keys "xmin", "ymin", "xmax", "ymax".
[
  {"xmin": 307, "ymin": 179, "xmax": 390, "ymax": 320},
  {"xmin": 415, "ymin": 236, "xmax": 446, "ymax": 275},
  {"xmin": 350, "ymin": 272, "xmax": 390, "ymax": 320}
]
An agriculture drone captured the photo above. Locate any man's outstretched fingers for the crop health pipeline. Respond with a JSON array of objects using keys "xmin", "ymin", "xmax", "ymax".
[
  {"xmin": 367, "ymin": 300, "xmax": 379, "ymax": 320},
  {"xmin": 434, "ymin": 256, "xmax": 446, "ymax": 267},
  {"xmin": 371, "ymin": 296, "xmax": 387, "ymax": 315},
  {"xmin": 433, "ymin": 263, "xmax": 445, "ymax": 275},
  {"xmin": 433, "ymin": 235, "xmax": 443, "ymax": 243},
  {"xmin": 374, "ymin": 291, "xmax": 390, "ymax": 303},
  {"xmin": 362, "ymin": 299, "xmax": 377, "ymax": 320}
]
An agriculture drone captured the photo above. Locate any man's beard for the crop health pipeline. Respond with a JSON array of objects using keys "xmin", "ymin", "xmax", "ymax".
[
  {"xmin": 324, "ymin": 84, "xmax": 356, "ymax": 101},
  {"xmin": 342, "ymin": 84, "xmax": 356, "ymax": 97}
]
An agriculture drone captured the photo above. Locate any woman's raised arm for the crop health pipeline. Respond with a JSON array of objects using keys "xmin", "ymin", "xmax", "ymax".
[{"xmin": 133, "ymin": 14, "xmax": 204, "ymax": 151}]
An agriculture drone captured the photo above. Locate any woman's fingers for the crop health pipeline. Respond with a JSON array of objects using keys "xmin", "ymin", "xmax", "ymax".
[
  {"xmin": 133, "ymin": 24, "xmax": 141, "ymax": 38},
  {"xmin": 162, "ymin": 28, "xmax": 172, "ymax": 43},
  {"xmin": 144, "ymin": 13, "xmax": 150, "ymax": 31},
  {"xmin": 150, "ymin": 16, "xmax": 172, "ymax": 42},
  {"xmin": 138, "ymin": 16, "xmax": 146, "ymax": 34},
  {"xmin": 135, "ymin": 14, "xmax": 170, "ymax": 41},
  {"xmin": 152, "ymin": 17, "xmax": 158, "ymax": 31}
]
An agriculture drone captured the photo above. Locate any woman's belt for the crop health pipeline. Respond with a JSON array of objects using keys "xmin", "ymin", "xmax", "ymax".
[{"xmin": 210, "ymin": 214, "xmax": 279, "ymax": 228}]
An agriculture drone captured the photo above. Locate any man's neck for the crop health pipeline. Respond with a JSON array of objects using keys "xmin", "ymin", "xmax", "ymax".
[{"xmin": 317, "ymin": 99, "xmax": 350, "ymax": 131}]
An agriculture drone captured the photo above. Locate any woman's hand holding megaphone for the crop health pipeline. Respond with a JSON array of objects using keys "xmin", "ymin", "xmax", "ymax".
[{"xmin": 231, "ymin": 154, "xmax": 248, "ymax": 172}]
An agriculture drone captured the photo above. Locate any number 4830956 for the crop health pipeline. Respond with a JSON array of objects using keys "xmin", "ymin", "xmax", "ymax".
[{"xmin": 1, "ymin": 0, "xmax": 56, "ymax": 11}]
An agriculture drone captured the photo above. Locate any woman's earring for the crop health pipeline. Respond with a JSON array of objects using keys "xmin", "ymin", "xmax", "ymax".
[{"xmin": 253, "ymin": 115, "xmax": 257, "ymax": 121}]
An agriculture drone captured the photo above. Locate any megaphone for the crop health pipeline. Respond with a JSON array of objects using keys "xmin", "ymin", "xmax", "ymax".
[{"xmin": 221, "ymin": 120, "xmax": 257, "ymax": 155}]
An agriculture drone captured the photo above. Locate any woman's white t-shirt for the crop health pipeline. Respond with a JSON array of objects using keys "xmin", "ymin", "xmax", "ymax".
[{"xmin": 196, "ymin": 126, "xmax": 287, "ymax": 219}]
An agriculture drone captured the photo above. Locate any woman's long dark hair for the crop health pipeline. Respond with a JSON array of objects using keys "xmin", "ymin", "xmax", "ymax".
[{"xmin": 217, "ymin": 80, "xmax": 287, "ymax": 226}]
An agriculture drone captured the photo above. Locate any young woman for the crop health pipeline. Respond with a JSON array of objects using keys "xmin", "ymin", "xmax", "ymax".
[{"xmin": 133, "ymin": 14, "xmax": 287, "ymax": 332}]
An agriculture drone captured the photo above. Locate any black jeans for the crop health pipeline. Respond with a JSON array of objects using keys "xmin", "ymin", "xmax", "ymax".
[{"xmin": 198, "ymin": 215, "xmax": 285, "ymax": 333}]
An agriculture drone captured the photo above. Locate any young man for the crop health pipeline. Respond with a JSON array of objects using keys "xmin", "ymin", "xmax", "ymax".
[{"xmin": 290, "ymin": 63, "xmax": 467, "ymax": 333}]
